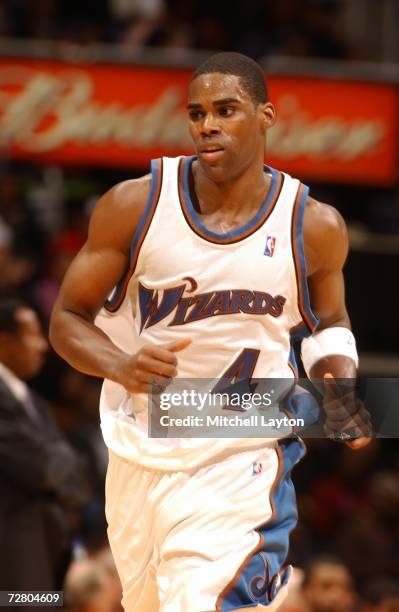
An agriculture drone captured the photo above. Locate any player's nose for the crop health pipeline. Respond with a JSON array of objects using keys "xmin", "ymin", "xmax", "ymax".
[{"xmin": 200, "ymin": 112, "xmax": 221, "ymax": 136}]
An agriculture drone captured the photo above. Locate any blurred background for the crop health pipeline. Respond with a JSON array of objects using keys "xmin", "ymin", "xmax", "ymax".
[{"xmin": 0, "ymin": 0, "xmax": 398, "ymax": 610}]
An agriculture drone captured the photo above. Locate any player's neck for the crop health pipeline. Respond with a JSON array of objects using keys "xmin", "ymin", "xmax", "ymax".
[{"xmin": 192, "ymin": 158, "xmax": 268, "ymax": 215}]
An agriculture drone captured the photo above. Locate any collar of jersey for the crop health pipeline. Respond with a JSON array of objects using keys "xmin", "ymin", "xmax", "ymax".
[{"xmin": 178, "ymin": 155, "xmax": 281, "ymax": 245}]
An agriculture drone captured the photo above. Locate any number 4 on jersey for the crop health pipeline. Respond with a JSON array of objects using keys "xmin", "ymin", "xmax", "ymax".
[{"xmin": 212, "ymin": 348, "xmax": 260, "ymax": 411}]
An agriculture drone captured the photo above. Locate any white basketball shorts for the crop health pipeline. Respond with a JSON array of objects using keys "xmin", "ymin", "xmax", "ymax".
[{"xmin": 105, "ymin": 437, "xmax": 305, "ymax": 612}]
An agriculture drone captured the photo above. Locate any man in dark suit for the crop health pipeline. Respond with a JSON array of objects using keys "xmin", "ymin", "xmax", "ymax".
[{"xmin": 0, "ymin": 298, "xmax": 89, "ymax": 592}]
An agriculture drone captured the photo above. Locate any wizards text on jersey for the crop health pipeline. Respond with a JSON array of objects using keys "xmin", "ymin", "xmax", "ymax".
[{"xmin": 138, "ymin": 277, "xmax": 287, "ymax": 332}]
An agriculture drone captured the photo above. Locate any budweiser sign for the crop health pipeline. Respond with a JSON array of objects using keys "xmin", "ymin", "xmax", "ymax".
[
  {"xmin": 0, "ymin": 68, "xmax": 190, "ymax": 151},
  {"xmin": 0, "ymin": 59, "xmax": 397, "ymax": 185}
]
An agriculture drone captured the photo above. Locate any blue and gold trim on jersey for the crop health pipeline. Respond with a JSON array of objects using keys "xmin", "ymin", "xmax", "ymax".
[
  {"xmin": 216, "ymin": 437, "xmax": 305, "ymax": 611},
  {"xmin": 288, "ymin": 345, "xmax": 299, "ymax": 380},
  {"xmin": 288, "ymin": 322, "xmax": 310, "ymax": 379},
  {"xmin": 178, "ymin": 156, "xmax": 285, "ymax": 245},
  {"xmin": 104, "ymin": 158, "xmax": 163, "ymax": 313},
  {"xmin": 291, "ymin": 183, "xmax": 319, "ymax": 334}
]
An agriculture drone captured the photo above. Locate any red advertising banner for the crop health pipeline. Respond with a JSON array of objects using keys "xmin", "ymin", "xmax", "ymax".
[{"xmin": 0, "ymin": 58, "xmax": 397, "ymax": 185}]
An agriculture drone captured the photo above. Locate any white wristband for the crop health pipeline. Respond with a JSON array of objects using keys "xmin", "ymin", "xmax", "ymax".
[{"xmin": 301, "ymin": 327, "xmax": 358, "ymax": 377}]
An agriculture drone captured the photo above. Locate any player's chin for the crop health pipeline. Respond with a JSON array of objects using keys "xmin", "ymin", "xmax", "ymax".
[{"xmin": 199, "ymin": 161, "xmax": 229, "ymax": 182}]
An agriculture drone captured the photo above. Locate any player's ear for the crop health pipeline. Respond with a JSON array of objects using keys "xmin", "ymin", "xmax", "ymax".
[{"xmin": 258, "ymin": 102, "xmax": 276, "ymax": 131}]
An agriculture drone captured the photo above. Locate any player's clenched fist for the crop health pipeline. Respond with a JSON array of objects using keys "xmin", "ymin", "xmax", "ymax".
[
  {"xmin": 115, "ymin": 338, "xmax": 191, "ymax": 394},
  {"xmin": 323, "ymin": 373, "xmax": 372, "ymax": 449}
]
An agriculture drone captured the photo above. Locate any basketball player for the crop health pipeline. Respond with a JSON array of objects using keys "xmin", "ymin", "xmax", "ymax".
[{"xmin": 50, "ymin": 53, "xmax": 370, "ymax": 611}]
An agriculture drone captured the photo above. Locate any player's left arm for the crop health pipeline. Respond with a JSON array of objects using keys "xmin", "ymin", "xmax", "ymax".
[{"xmin": 303, "ymin": 196, "xmax": 372, "ymax": 448}]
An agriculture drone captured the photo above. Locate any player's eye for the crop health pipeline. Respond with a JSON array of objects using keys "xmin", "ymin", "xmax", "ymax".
[
  {"xmin": 219, "ymin": 107, "xmax": 234, "ymax": 117},
  {"xmin": 189, "ymin": 110, "xmax": 203, "ymax": 121}
]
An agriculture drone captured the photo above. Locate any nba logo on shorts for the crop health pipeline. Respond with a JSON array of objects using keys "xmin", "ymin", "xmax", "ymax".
[
  {"xmin": 264, "ymin": 236, "xmax": 276, "ymax": 257},
  {"xmin": 252, "ymin": 461, "xmax": 263, "ymax": 474}
]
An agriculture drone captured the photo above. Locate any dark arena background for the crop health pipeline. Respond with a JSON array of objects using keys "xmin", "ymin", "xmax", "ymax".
[{"xmin": 0, "ymin": 1, "xmax": 398, "ymax": 610}]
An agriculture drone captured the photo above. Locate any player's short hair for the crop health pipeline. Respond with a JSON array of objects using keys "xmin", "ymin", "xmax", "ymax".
[
  {"xmin": 0, "ymin": 298, "xmax": 26, "ymax": 334},
  {"xmin": 191, "ymin": 52, "xmax": 268, "ymax": 105}
]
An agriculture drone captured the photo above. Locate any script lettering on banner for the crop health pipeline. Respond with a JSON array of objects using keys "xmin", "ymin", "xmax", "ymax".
[{"xmin": 0, "ymin": 60, "xmax": 396, "ymax": 185}]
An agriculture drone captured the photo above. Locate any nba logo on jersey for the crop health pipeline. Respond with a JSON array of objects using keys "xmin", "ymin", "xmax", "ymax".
[
  {"xmin": 264, "ymin": 236, "xmax": 276, "ymax": 257},
  {"xmin": 252, "ymin": 461, "xmax": 263, "ymax": 475}
]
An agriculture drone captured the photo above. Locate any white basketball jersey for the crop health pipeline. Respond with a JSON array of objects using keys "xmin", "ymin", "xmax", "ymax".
[{"xmin": 96, "ymin": 156, "xmax": 318, "ymax": 470}]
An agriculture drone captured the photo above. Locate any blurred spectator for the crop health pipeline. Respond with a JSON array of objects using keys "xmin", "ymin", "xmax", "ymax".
[
  {"xmin": 110, "ymin": 0, "xmax": 164, "ymax": 20},
  {"xmin": 195, "ymin": 16, "xmax": 230, "ymax": 52},
  {"xmin": 267, "ymin": 0, "xmax": 308, "ymax": 58},
  {"xmin": 94, "ymin": 546, "xmax": 123, "ymax": 611},
  {"xmin": 0, "ymin": 220, "xmax": 11, "ymax": 291},
  {"xmin": 361, "ymin": 577, "xmax": 399, "ymax": 612},
  {"xmin": 303, "ymin": 441, "xmax": 378, "ymax": 536},
  {"xmin": 57, "ymin": 369, "xmax": 108, "ymax": 552},
  {"xmin": 0, "ymin": 171, "xmax": 43, "ymax": 261},
  {"xmin": 111, "ymin": 0, "xmax": 167, "ymax": 48},
  {"xmin": 0, "ymin": 222, "xmax": 35, "ymax": 300},
  {"xmin": 302, "ymin": 0, "xmax": 352, "ymax": 59},
  {"xmin": 301, "ymin": 555, "xmax": 357, "ymax": 612},
  {"xmin": 34, "ymin": 197, "xmax": 87, "ymax": 321},
  {"xmin": 0, "ymin": 298, "xmax": 90, "ymax": 591},
  {"xmin": 337, "ymin": 471, "xmax": 399, "ymax": 584},
  {"xmin": 27, "ymin": 166, "xmax": 65, "ymax": 238},
  {"xmin": 0, "ymin": 0, "xmax": 364, "ymax": 61},
  {"xmin": 0, "ymin": 0, "xmax": 11, "ymax": 36},
  {"xmin": 64, "ymin": 557, "xmax": 122, "ymax": 612},
  {"xmin": 30, "ymin": 0, "xmax": 58, "ymax": 40},
  {"xmin": 279, "ymin": 567, "xmax": 306, "ymax": 612}
]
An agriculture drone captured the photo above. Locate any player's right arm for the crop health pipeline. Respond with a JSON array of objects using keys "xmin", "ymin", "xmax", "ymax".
[{"xmin": 50, "ymin": 177, "xmax": 189, "ymax": 393}]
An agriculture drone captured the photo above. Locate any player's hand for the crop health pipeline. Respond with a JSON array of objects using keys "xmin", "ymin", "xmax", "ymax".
[
  {"xmin": 323, "ymin": 373, "xmax": 372, "ymax": 449},
  {"xmin": 115, "ymin": 338, "xmax": 191, "ymax": 394}
]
